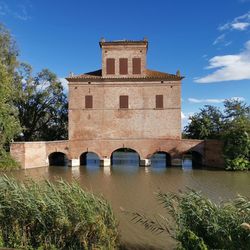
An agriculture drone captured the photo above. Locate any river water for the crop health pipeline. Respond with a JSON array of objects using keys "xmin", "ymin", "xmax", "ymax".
[{"xmin": 4, "ymin": 153, "xmax": 250, "ymax": 249}]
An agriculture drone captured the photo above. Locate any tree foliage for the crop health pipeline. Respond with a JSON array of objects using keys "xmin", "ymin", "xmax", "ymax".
[
  {"xmin": 15, "ymin": 64, "xmax": 68, "ymax": 141},
  {"xmin": 184, "ymin": 105, "xmax": 223, "ymax": 139},
  {"xmin": 0, "ymin": 24, "xmax": 21, "ymax": 149}
]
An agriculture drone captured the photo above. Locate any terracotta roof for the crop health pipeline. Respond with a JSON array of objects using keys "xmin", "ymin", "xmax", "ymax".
[{"xmin": 66, "ymin": 69, "xmax": 183, "ymax": 82}]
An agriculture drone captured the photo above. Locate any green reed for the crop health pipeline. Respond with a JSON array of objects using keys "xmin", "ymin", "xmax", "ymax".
[
  {"xmin": 132, "ymin": 189, "xmax": 250, "ymax": 249},
  {"xmin": 0, "ymin": 176, "xmax": 119, "ymax": 249}
]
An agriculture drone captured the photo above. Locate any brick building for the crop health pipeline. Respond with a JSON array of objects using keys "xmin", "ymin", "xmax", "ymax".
[
  {"xmin": 67, "ymin": 39, "xmax": 182, "ymax": 142},
  {"xmin": 10, "ymin": 39, "xmax": 224, "ymax": 169}
]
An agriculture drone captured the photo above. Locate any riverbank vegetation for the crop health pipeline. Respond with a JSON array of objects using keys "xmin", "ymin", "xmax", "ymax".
[
  {"xmin": 0, "ymin": 23, "xmax": 68, "ymax": 169},
  {"xmin": 132, "ymin": 190, "xmax": 250, "ymax": 249},
  {"xmin": 0, "ymin": 176, "xmax": 119, "ymax": 249},
  {"xmin": 183, "ymin": 99, "xmax": 250, "ymax": 170}
]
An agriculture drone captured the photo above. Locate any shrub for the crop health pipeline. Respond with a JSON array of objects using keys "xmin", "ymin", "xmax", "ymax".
[
  {"xmin": 0, "ymin": 150, "xmax": 20, "ymax": 170},
  {"xmin": 132, "ymin": 190, "xmax": 250, "ymax": 249},
  {"xmin": 226, "ymin": 156, "xmax": 250, "ymax": 171},
  {"xmin": 0, "ymin": 176, "xmax": 119, "ymax": 249}
]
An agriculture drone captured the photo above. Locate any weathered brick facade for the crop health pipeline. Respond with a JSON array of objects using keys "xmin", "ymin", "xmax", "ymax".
[{"xmin": 10, "ymin": 39, "xmax": 224, "ymax": 169}]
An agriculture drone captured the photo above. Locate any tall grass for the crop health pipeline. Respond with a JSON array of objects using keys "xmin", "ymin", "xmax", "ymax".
[
  {"xmin": 131, "ymin": 190, "xmax": 250, "ymax": 249},
  {"xmin": 0, "ymin": 176, "xmax": 119, "ymax": 249}
]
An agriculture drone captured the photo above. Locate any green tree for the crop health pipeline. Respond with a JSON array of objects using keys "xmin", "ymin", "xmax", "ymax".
[
  {"xmin": 15, "ymin": 64, "xmax": 68, "ymax": 141},
  {"xmin": 0, "ymin": 24, "xmax": 21, "ymax": 149},
  {"xmin": 222, "ymin": 99, "xmax": 250, "ymax": 170},
  {"xmin": 183, "ymin": 105, "xmax": 223, "ymax": 139},
  {"xmin": 224, "ymin": 98, "xmax": 250, "ymax": 120}
]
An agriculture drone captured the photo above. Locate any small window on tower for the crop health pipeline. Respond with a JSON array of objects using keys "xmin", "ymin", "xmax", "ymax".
[
  {"xmin": 156, "ymin": 95, "xmax": 163, "ymax": 109},
  {"xmin": 85, "ymin": 95, "xmax": 93, "ymax": 109},
  {"xmin": 132, "ymin": 58, "xmax": 141, "ymax": 74},
  {"xmin": 106, "ymin": 58, "xmax": 115, "ymax": 74},
  {"xmin": 119, "ymin": 58, "xmax": 128, "ymax": 75},
  {"xmin": 119, "ymin": 95, "xmax": 128, "ymax": 109}
]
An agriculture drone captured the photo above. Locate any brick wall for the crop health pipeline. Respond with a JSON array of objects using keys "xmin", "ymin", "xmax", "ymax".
[
  {"xmin": 68, "ymin": 81, "xmax": 181, "ymax": 140},
  {"xmin": 101, "ymin": 44, "xmax": 147, "ymax": 78}
]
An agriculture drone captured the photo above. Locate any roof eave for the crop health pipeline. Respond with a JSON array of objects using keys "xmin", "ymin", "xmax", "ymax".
[{"xmin": 66, "ymin": 76, "xmax": 184, "ymax": 82}]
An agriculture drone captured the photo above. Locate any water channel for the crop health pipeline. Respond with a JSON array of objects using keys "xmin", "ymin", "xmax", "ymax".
[{"xmin": 5, "ymin": 152, "xmax": 250, "ymax": 249}]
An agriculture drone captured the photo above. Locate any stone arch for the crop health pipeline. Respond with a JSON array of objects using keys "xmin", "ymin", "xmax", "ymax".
[
  {"xmin": 150, "ymin": 151, "xmax": 171, "ymax": 167},
  {"xmin": 80, "ymin": 151, "xmax": 100, "ymax": 166},
  {"xmin": 183, "ymin": 150, "xmax": 203, "ymax": 168},
  {"xmin": 110, "ymin": 147, "xmax": 141, "ymax": 166},
  {"xmin": 48, "ymin": 152, "xmax": 68, "ymax": 166}
]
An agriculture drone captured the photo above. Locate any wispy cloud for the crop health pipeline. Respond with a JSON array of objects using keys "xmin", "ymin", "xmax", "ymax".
[
  {"xmin": 219, "ymin": 11, "xmax": 250, "ymax": 31},
  {"xmin": 188, "ymin": 97, "xmax": 245, "ymax": 104},
  {"xmin": 213, "ymin": 34, "xmax": 226, "ymax": 45},
  {"xmin": 188, "ymin": 98, "xmax": 225, "ymax": 104},
  {"xmin": 195, "ymin": 40, "xmax": 250, "ymax": 83},
  {"xmin": 231, "ymin": 22, "xmax": 250, "ymax": 30},
  {"xmin": 0, "ymin": 1, "xmax": 31, "ymax": 21}
]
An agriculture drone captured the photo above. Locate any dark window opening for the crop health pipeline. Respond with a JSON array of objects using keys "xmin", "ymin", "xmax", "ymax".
[
  {"xmin": 132, "ymin": 58, "xmax": 141, "ymax": 74},
  {"xmin": 156, "ymin": 95, "xmax": 163, "ymax": 109},
  {"xmin": 119, "ymin": 58, "xmax": 128, "ymax": 75},
  {"xmin": 49, "ymin": 152, "xmax": 68, "ymax": 166},
  {"xmin": 120, "ymin": 95, "xmax": 128, "ymax": 109},
  {"xmin": 106, "ymin": 58, "xmax": 115, "ymax": 74},
  {"xmin": 85, "ymin": 95, "xmax": 93, "ymax": 109}
]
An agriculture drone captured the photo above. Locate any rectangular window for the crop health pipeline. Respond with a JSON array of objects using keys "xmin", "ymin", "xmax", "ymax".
[
  {"xmin": 85, "ymin": 95, "xmax": 93, "ymax": 108},
  {"xmin": 156, "ymin": 95, "xmax": 163, "ymax": 109},
  {"xmin": 106, "ymin": 58, "xmax": 115, "ymax": 74},
  {"xmin": 132, "ymin": 58, "xmax": 141, "ymax": 74},
  {"xmin": 119, "ymin": 58, "xmax": 128, "ymax": 75},
  {"xmin": 119, "ymin": 95, "xmax": 128, "ymax": 109}
]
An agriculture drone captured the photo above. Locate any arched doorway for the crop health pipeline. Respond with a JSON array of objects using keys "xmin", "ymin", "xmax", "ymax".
[
  {"xmin": 111, "ymin": 148, "xmax": 140, "ymax": 166},
  {"xmin": 182, "ymin": 151, "xmax": 203, "ymax": 168},
  {"xmin": 150, "ymin": 151, "xmax": 171, "ymax": 168},
  {"xmin": 80, "ymin": 152, "xmax": 100, "ymax": 167},
  {"xmin": 48, "ymin": 152, "xmax": 68, "ymax": 166}
]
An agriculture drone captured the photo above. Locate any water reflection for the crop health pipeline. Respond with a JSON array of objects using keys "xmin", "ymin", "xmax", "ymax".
[
  {"xmin": 182, "ymin": 157, "xmax": 193, "ymax": 171},
  {"xmin": 111, "ymin": 150, "xmax": 140, "ymax": 166}
]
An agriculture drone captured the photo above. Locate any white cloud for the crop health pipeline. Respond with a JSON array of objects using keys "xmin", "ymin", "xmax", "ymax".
[
  {"xmin": 188, "ymin": 98, "xmax": 225, "ymax": 104},
  {"xmin": 231, "ymin": 22, "xmax": 250, "ymax": 30},
  {"xmin": 213, "ymin": 34, "xmax": 226, "ymax": 45},
  {"xmin": 188, "ymin": 97, "xmax": 245, "ymax": 104},
  {"xmin": 219, "ymin": 11, "xmax": 250, "ymax": 31},
  {"xmin": 195, "ymin": 40, "xmax": 250, "ymax": 83},
  {"xmin": 58, "ymin": 78, "xmax": 68, "ymax": 93},
  {"xmin": 181, "ymin": 112, "xmax": 194, "ymax": 129}
]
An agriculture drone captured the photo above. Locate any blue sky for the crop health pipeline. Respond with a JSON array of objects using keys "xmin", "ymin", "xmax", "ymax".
[{"xmin": 0, "ymin": 0, "xmax": 250, "ymax": 127}]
